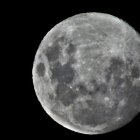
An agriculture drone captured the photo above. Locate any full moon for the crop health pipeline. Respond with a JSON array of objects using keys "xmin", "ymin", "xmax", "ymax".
[{"xmin": 32, "ymin": 12, "xmax": 140, "ymax": 134}]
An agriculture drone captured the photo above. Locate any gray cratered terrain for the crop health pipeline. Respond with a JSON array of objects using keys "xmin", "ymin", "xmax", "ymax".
[{"xmin": 32, "ymin": 13, "xmax": 140, "ymax": 134}]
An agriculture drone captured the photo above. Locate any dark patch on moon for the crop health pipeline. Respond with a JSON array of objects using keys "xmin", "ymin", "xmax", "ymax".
[
  {"xmin": 98, "ymin": 83, "xmax": 108, "ymax": 94},
  {"xmin": 45, "ymin": 37, "xmax": 65, "ymax": 62},
  {"xmin": 45, "ymin": 36, "xmax": 76, "ymax": 85},
  {"xmin": 131, "ymin": 65, "xmax": 140, "ymax": 78},
  {"xmin": 104, "ymin": 57, "xmax": 140, "ymax": 104},
  {"xmin": 45, "ymin": 43, "xmax": 60, "ymax": 62},
  {"xmin": 50, "ymin": 61, "xmax": 75, "ymax": 84},
  {"xmin": 89, "ymin": 79, "xmax": 108, "ymax": 95},
  {"xmin": 66, "ymin": 42, "xmax": 76, "ymax": 55},
  {"xmin": 36, "ymin": 62, "xmax": 45, "ymax": 77},
  {"xmin": 45, "ymin": 36, "xmax": 79, "ymax": 106},
  {"xmin": 105, "ymin": 57, "xmax": 126, "ymax": 88},
  {"xmin": 73, "ymin": 81, "xmax": 108, "ymax": 97},
  {"xmin": 45, "ymin": 36, "xmax": 76, "ymax": 63},
  {"xmin": 74, "ymin": 83, "xmax": 89, "ymax": 95},
  {"xmin": 55, "ymin": 83, "xmax": 77, "ymax": 106},
  {"xmin": 105, "ymin": 57, "xmax": 124, "ymax": 82}
]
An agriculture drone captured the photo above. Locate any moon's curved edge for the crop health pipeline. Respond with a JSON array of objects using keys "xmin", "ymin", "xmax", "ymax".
[{"xmin": 32, "ymin": 12, "xmax": 140, "ymax": 135}]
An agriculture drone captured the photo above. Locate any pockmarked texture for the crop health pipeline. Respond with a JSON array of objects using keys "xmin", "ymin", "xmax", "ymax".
[{"xmin": 32, "ymin": 13, "xmax": 140, "ymax": 135}]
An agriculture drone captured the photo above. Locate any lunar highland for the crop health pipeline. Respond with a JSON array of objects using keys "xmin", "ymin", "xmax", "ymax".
[{"xmin": 32, "ymin": 13, "xmax": 140, "ymax": 134}]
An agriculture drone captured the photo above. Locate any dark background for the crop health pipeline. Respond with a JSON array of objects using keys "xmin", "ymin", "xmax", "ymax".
[{"xmin": 9, "ymin": 0, "xmax": 140, "ymax": 139}]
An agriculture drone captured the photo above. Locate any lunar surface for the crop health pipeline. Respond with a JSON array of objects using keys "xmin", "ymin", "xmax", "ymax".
[{"xmin": 32, "ymin": 12, "xmax": 140, "ymax": 134}]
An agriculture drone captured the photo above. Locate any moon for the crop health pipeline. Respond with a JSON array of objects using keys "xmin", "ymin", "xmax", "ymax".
[{"xmin": 32, "ymin": 12, "xmax": 140, "ymax": 134}]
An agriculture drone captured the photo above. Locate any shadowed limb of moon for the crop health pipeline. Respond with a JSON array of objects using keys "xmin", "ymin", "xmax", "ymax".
[{"xmin": 32, "ymin": 12, "xmax": 140, "ymax": 135}]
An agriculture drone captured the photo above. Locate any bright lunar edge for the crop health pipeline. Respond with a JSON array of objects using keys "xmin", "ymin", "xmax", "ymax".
[{"xmin": 32, "ymin": 12, "xmax": 140, "ymax": 135}]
